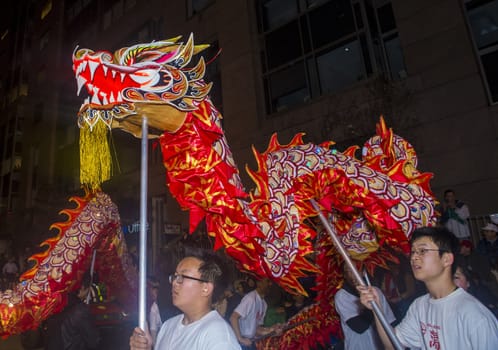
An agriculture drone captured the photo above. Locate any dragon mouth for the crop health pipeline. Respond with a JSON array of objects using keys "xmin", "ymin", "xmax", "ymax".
[{"xmin": 73, "ymin": 52, "xmax": 161, "ymax": 109}]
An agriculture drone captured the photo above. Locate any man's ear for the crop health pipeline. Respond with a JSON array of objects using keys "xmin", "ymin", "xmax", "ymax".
[
  {"xmin": 442, "ymin": 252, "xmax": 454, "ymax": 269},
  {"xmin": 201, "ymin": 282, "xmax": 214, "ymax": 297}
]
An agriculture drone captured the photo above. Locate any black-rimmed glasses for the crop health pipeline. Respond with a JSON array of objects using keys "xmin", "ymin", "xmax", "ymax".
[
  {"xmin": 410, "ymin": 248, "xmax": 448, "ymax": 257},
  {"xmin": 169, "ymin": 273, "xmax": 209, "ymax": 284}
]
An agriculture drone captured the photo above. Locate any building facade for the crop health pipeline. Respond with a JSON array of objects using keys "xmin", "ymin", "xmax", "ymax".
[{"xmin": 0, "ymin": 0, "xmax": 497, "ymax": 253}]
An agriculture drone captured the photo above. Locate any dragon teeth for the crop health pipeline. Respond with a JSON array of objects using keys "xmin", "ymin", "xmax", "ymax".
[
  {"xmin": 101, "ymin": 92, "xmax": 108, "ymax": 105},
  {"xmin": 91, "ymin": 92, "xmax": 101, "ymax": 105},
  {"xmin": 77, "ymin": 61, "xmax": 88, "ymax": 75},
  {"xmin": 88, "ymin": 60, "xmax": 99, "ymax": 80},
  {"xmin": 76, "ymin": 75, "xmax": 87, "ymax": 96}
]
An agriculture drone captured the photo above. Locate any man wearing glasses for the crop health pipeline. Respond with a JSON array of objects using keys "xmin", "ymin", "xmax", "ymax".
[
  {"xmin": 358, "ymin": 226, "xmax": 498, "ymax": 349},
  {"xmin": 130, "ymin": 250, "xmax": 241, "ymax": 350}
]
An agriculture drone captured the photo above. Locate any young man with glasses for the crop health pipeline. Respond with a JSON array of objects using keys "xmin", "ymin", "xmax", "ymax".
[
  {"xmin": 130, "ymin": 249, "xmax": 241, "ymax": 350},
  {"xmin": 358, "ymin": 226, "xmax": 498, "ymax": 349}
]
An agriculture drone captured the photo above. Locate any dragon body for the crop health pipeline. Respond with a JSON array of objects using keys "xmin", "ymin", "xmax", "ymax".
[
  {"xmin": 0, "ymin": 34, "xmax": 436, "ymax": 348},
  {"xmin": 0, "ymin": 192, "xmax": 137, "ymax": 337},
  {"xmin": 69, "ymin": 35, "xmax": 437, "ymax": 348}
]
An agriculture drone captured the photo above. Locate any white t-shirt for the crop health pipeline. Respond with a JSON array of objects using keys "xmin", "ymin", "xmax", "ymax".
[
  {"xmin": 149, "ymin": 301, "xmax": 162, "ymax": 333},
  {"xmin": 396, "ymin": 287, "xmax": 498, "ymax": 349},
  {"xmin": 154, "ymin": 310, "xmax": 241, "ymax": 350},
  {"xmin": 444, "ymin": 205, "xmax": 470, "ymax": 239},
  {"xmin": 335, "ymin": 286, "xmax": 396, "ymax": 350},
  {"xmin": 233, "ymin": 290, "xmax": 267, "ymax": 339}
]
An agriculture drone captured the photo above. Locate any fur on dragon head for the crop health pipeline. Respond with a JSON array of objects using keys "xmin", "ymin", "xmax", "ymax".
[{"xmin": 72, "ymin": 34, "xmax": 438, "ymax": 348}]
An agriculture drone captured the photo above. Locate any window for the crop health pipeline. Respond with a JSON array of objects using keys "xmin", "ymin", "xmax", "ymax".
[
  {"xmin": 257, "ymin": 0, "xmax": 405, "ymax": 115},
  {"xmin": 464, "ymin": 0, "xmax": 498, "ymax": 103},
  {"xmin": 265, "ymin": 61, "xmax": 308, "ymax": 112},
  {"xmin": 316, "ymin": 39, "xmax": 365, "ymax": 94}
]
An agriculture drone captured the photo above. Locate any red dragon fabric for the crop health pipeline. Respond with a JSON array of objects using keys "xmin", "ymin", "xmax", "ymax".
[
  {"xmin": 69, "ymin": 35, "xmax": 437, "ymax": 348},
  {"xmin": 0, "ymin": 34, "xmax": 437, "ymax": 348}
]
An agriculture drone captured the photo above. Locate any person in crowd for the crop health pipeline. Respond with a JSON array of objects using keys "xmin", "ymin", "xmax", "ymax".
[
  {"xmin": 439, "ymin": 189, "xmax": 471, "ymax": 240},
  {"xmin": 453, "ymin": 261, "xmax": 498, "ymax": 318},
  {"xmin": 147, "ymin": 276, "xmax": 162, "ymax": 344},
  {"xmin": 224, "ymin": 284, "xmax": 243, "ymax": 322},
  {"xmin": 459, "ymin": 238, "xmax": 498, "ymax": 297},
  {"xmin": 230, "ymin": 278, "xmax": 282, "ymax": 350},
  {"xmin": 234, "ymin": 279, "xmax": 249, "ymax": 297},
  {"xmin": 358, "ymin": 226, "xmax": 498, "ymax": 349},
  {"xmin": 18, "ymin": 245, "xmax": 34, "ymax": 274},
  {"xmin": 129, "ymin": 248, "xmax": 241, "ymax": 350},
  {"xmin": 213, "ymin": 290, "xmax": 228, "ymax": 318},
  {"xmin": 477, "ymin": 223, "xmax": 498, "ymax": 266},
  {"xmin": 285, "ymin": 293, "xmax": 310, "ymax": 319},
  {"xmin": 245, "ymin": 276, "xmax": 256, "ymax": 291},
  {"xmin": 2, "ymin": 255, "xmax": 19, "ymax": 289},
  {"xmin": 45, "ymin": 273, "xmax": 101, "ymax": 350},
  {"xmin": 335, "ymin": 263, "xmax": 396, "ymax": 350},
  {"xmin": 263, "ymin": 286, "xmax": 287, "ymax": 327}
]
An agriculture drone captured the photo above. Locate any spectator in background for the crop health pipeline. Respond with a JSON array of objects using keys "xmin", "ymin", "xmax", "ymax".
[
  {"xmin": 18, "ymin": 245, "xmax": 34, "ymax": 274},
  {"xmin": 285, "ymin": 293, "xmax": 310, "ymax": 320},
  {"xmin": 263, "ymin": 286, "xmax": 287, "ymax": 327},
  {"xmin": 453, "ymin": 262, "xmax": 498, "ymax": 318},
  {"xmin": 245, "ymin": 276, "xmax": 256, "ymax": 291},
  {"xmin": 477, "ymin": 223, "xmax": 498, "ymax": 266},
  {"xmin": 2, "ymin": 255, "xmax": 19, "ymax": 289},
  {"xmin": 459, "ymin": 238, "xmax": 498, "ymax": 297},
  {"xmin": 224, "ymin": 283, "xmax": 243, "ymax": 322},
  {"xmin": 230, "ymin": 278, "xmax": 282, "ymax": 350},
  {"xmin": 335, "ymin": 263, "xmax": 396, "ymax": 350},
  {"xmin": 45, "ymin": 273, "xmax": 101, "ymax": 350},
  {"xmin": 234, "ymin": 279, "xmax": 249, "ymax": 297},
  {"xmin": 439, "ymin": 189, "xmax": 470, "ymax": 240},
  {"xmin": 148, "ymin": 277, "xmax": 162, "ymax": 345}
]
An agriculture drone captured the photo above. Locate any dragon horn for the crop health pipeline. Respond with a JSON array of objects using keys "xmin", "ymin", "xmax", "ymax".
[{"xmin": 171, "ymin": 33, "xmax": 209, "ymax": 69}]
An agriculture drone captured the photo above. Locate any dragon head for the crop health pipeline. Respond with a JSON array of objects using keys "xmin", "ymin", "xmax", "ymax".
[
  {"xmin": 72, "ymin": 34, "xmax": 214, "ymax": 190},
  {"xmin": 72, "ymin": 34, "xmax": 212, "ymax": 138}
]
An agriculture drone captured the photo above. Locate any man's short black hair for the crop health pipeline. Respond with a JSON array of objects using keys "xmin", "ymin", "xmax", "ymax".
[
  {"xmin": 410, "ymin": 226, "xmax": 460, "ymax": 273},
  {"xmin": 182, "ymin": 246, "xmax": 230, "ymax": 302}
]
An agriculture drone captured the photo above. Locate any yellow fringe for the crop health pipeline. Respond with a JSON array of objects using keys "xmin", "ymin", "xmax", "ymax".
[{"xmin": 79, "ymin": 121, "xmax": 111, "ymax": 192}]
